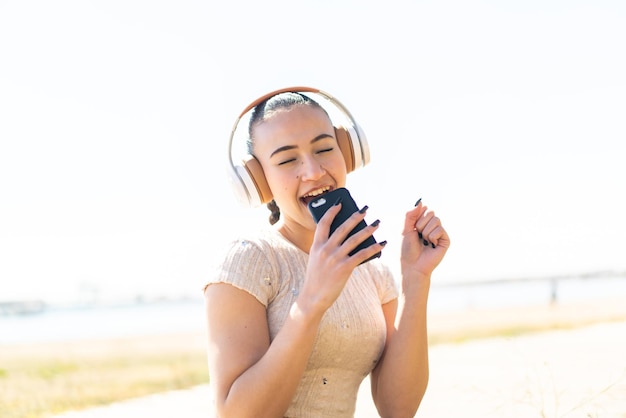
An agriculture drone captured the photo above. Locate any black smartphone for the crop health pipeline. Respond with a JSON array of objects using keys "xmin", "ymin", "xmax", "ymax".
[{"xmin": 308, "ymin": 187, "xmax": 381, "ymax": 264}]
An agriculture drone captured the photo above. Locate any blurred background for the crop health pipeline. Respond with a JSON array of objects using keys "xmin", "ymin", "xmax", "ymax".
[{"xmin": 1, "ymin": 0, "xmax": 625, "ymax": 343}]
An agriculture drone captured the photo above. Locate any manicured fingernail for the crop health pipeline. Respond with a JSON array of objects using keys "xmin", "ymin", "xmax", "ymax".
[
  {"xmin": 418, "ymin": 232, "xmax": 423, "ymax": 239},
  {"xmin": 370, "ymin": 219, "xmax": 380, "ymax": 227},
  {"xmin": 379, "ymin": 240, "xmax": 388, "ymax": 246},
  {"xmin": 414, "ymin": 198, "xmax": 422, "ymax": 207},
  {"xmin": 422, "ymin": 239, "xmax": 429, "ymax": 246},
  {"xmin": 333, "ymin": 197, "xmax": 342, "ymax": 206},
  {"xmin": 358, "ymin": 205, "xmax": 369, "ymax": 214},
  {"xmin": 431, "ymin": 242, "xmax": 436, "ymax": 248}
]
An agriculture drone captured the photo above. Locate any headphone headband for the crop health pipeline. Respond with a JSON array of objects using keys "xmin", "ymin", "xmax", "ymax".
[
  {"xmin": 238, "ymin": 86, "xmax": 323, "ymax": 118},
  {"xmin": 227, "ymin": 87, "xmax": 370, "ymax": 208}
]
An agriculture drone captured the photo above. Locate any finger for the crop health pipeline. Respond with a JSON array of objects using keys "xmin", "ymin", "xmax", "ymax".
[
  {"xmin": 328, "ymin": 205, "xmax": 368, "ymax": 244},
  {"xmin": 314, "ymin": 201, "xmax": 342, "ymax": 242},
  {"xmin": 340, "ymin": 218, "xmax": 381, "ymax": 255},
  {"xmin": 425, "ymin": 224, "xmax": 451, "ymax": 249},
  {"xmin": 403, "ymin": 204, "xmax": 428, "ymax": 235},
  {"xmin": 421, "ymin": 215, "xmax": 442, "ymax": 245},
  {"xmin": 415, "ymin": 209, "xmax": 435, "ymax": 232},
  {"xmin": 352, "ymin": 239, "xmax": 387, "ymax": 264},
  {"xmin": 406, "ymin": 200, "xmax": 441, "ymax": 247}
]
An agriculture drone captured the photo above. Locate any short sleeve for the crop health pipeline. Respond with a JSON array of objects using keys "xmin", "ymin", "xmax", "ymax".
[
  {"xmin": 205, "ymin": 238, "xmax": 279, "ymax": 308},
  {"xmin": 364, "ymin": 259, "xmax": 399, "ymax": 304}
]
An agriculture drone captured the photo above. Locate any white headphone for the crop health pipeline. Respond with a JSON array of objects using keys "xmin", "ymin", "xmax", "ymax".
[{"xmin": 227, "ymin": 86, "xmax": 370, "ymax": 208}]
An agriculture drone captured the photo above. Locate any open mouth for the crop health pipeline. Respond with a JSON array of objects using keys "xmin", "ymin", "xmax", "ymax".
[{"xmin": 300, "ymin": 186, "xmax": 332, "ymax": 206}]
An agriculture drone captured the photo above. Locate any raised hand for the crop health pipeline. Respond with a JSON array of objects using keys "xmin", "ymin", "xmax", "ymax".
[{"xmin": 400, "ymin": 199, "xmax": 450, "ymax": 281}]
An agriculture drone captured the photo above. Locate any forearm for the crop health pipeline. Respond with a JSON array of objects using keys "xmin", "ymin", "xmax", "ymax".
[
  {"xmin": 372, "ymin": 277, "xmax": 431, "ymax": 418},
  {"xmin": 216, "ymin": 301, "xmax": 322, "ymax": 418}
]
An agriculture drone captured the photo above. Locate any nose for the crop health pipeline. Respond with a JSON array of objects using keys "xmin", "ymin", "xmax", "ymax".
[{"xmin": 300, "ymin": 155, "xmax": 325, "ymax": 181}]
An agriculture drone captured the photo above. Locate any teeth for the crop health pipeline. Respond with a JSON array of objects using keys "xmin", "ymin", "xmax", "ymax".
[{"xmin": 303, "ymin": 186, "xmax": 330, "ymax": 198}]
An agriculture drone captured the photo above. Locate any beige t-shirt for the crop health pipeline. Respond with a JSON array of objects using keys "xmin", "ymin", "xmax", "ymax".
[{"xmin": 206, "ymin": 227, "xmax": 398, "ymax": 418}]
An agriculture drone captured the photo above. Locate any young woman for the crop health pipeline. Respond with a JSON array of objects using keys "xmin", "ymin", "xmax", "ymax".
[{"xmin": 204, "ymin": 89, "xmax": 450, "ymax": 418}]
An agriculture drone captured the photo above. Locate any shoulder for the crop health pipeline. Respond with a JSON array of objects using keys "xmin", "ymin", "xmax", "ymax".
[
  {"xmin": 358, "ymin": 259, "xmax": 399, "ymax": 304},
  {"xmin": 205, "ymin": 228, "xmax": 296, "ymax": 306},
  {"xmin": 216, "ymin": 228, "xmax": 284, "ymax": 263},
  {"xmin": 358, "ymin": 258, "xmax": 395, "ymax": 283}
]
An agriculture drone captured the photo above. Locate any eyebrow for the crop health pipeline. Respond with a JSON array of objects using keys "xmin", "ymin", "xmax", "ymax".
[{"xmin": 269, "ymin": 133, "xmax": 334, "ymax": 158}]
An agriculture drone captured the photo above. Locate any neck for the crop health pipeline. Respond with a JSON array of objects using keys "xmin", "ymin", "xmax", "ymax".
[{"xmin": 277, "ymin": 221, "xmax": 314, "ymax": 254}]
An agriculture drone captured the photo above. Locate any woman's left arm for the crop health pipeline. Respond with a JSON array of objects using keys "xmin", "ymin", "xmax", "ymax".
[{"xmin": 370, "ymin": 201, "xmax": 450, "ymax": 418}]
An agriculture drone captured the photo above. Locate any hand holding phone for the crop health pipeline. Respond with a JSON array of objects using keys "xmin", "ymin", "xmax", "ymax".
[{"xmin": 308, "ymin": 187, "xmax": 381, "ymax": 264}]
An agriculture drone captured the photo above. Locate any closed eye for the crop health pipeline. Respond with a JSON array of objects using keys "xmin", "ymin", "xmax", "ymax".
[
  {"xmin": 316, "ymin": 148, "xmax": 334, "ymax": 154},
  {"xmin": 278, "ymin": 158, "xmax": 296, "ymax": 166}
]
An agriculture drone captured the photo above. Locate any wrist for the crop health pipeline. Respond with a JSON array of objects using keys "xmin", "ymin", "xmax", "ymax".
[
  {"xmin": 400, "ymin": 270, "xmax": 431, "ymax": 296},
  {"xmin": 290, "ymin": 297, "xmax": 325, "ymax": 328},
  {"xmin": 401, "ymin": 266, "xmax": 431, "ymax": 285},
  {"xmin": 398, "ymin": 275, "xmax": 430, "ymax": 318}
]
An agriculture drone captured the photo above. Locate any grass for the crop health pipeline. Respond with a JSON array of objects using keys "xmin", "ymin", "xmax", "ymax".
[{"xmin": 0, "ymin": 332, "xmax": 209, "ymax": 418}]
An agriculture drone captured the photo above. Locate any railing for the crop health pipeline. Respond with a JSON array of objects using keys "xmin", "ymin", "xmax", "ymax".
[{"xmin": 432, "ymin": 270, "xmax": 626, "ymax": 304}]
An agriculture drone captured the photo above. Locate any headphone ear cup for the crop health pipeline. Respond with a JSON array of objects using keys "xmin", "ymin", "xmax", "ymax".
[
  {"xmin": 229, "ymin": 155, "xmax": 273, "ymax": 208},
  {"xmin": 335, "ymin": 123, "xmax": 370, "ymax": 173},
  {"xmin": 242, "ymin": 155, "xmax": 273, "ymax": 205},
  {"xmin": 335, "ymin": 126, "xmax": 355, "ymax": 173}
]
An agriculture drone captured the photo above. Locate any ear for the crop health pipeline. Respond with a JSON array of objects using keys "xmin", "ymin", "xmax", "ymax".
[{"xmin": 335, "ymin": 126, "xmax": 355, "ymax": 173}]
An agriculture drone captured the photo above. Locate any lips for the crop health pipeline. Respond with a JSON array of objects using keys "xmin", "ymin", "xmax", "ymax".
[{"xmin": 300, "ymin": 186, "xmax": 332, "ymax": 206}]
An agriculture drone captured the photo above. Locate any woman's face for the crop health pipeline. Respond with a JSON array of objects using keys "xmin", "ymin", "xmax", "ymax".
[{"xmin": 251, "ymin": 104, "xmax": 347, "ymax": 232}]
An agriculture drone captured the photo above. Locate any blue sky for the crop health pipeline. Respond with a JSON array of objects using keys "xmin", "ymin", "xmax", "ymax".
[{"xmin": 1, "ymin": 0, "xmax": 625, "ymax": 304}]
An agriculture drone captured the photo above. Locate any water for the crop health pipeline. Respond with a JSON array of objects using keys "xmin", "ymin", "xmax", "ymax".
[
  {"xmin": 428, "ymin": 275, "xmax": 626, "ymax": 311},
  {"xmin": 0, "ymin": 300, "xmax": 207, "ymax": 345},
  {"xmin": 1, "ymin": 276, "xmax": 625, "ymax": 345}
]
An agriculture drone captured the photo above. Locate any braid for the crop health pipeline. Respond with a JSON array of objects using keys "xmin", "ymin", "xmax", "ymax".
[{"xmin": 267, "ymin": 199, "xmax": 280, "ymax": 225}]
